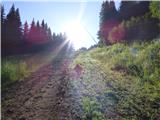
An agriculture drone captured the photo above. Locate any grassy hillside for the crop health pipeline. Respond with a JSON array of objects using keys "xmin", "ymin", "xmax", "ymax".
[{"xmin": 71, "ymin": 39, "xmax": 160, "ymax": 119}]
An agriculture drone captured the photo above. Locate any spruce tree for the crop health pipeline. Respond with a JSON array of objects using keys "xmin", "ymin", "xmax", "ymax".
[
  {"xmin": 47, "ymin": 27, "xmax": 52, "ymax": 41},
  {"xmin": 36, "ymin": 20, "xmax": 41, "ymax": 42},
  {"xmin": 6, "ymin": 5, "xmax": 22, "ymax": 43},
  {"xmin": 28, "ymin": 19, "xmax": 36, "ymax": 43},
  {"xmin": 6, "ymin": 4, "xmax": 16, "ymax": 42},
  {"xmin": 98, "ymin": 0, "xmax": 119, "ymax": 45},
  {"xmin": 23, "ymin": 21, "xmax": 29, "ymax": 40},
  {"xmin": 1, "ymin": 5, "xmax": 7, "ymax": 55},
  {"xmin": 41, "ymin": 19, "xmax": 45, "ymax": 28},
  {"xmin": 44, "ymin": 23, "xmax": 48, "ymax": 41},
  {"xmin": 1, "ymin": 5, "xmax": 5, "ymax": 40},
  {"xmin": 30, "ymin": 19, "xmax": 36, "ymax": 34},
  {"xmin": 100, "ymin": 0, "xmax": 118, "ymax": 25},
  {"xmin": 1, "ymin": 5, "xmax": 5, "ymax": 24},
  {"xmin": 15, "ymin": 8, "xmax": 22, "ymax": 41},
  {"xmin": 36, "ymin": 21, "xmax": 40, "ymax": 28}
]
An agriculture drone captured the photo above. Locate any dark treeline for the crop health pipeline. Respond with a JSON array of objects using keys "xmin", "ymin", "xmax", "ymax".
[
  {"xmin": 1, "ymin": 4, "xmax": 73, "ymax": 56},
  {"xmin": 98, "ymin": 1, "xmax": 160, "ymax": 45}
]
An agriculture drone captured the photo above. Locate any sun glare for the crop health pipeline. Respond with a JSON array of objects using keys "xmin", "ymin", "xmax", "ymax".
[{"xmin": 62, "ymin": 21, "xmax": 88, "ymax": 50}]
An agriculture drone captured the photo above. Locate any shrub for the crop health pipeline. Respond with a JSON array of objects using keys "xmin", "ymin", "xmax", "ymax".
[
  {"xmin": 82, "ymin": 97, "xmax": 104, "ymax": 120},
  {"xmin": 150, "ymin": 1, "xmax": 160, "ymax": 19}
]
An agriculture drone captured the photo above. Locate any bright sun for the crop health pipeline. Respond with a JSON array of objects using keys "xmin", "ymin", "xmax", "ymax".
[{"xmin": 62, "ymin": 21, "xmax": 88, "ymax": 50}]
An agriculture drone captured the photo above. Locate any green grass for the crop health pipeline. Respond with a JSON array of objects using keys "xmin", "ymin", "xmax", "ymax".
[
  {"xmin": 82, "ymin": 97, "xmax": 104, "ymax": 120},
  {"xmin": 1, "ymin": 51, "xmax": 55, "ymax": 92},
  {"xmin": 92, "ymin": 40, "xmax": 160, "ymax": 83},
  {"xmin": 72, "ymin": 39, "xmax": 160, "ymax": 119},
  {"xmin": 1, "ymin": 58, "xmax": 30, "ymax": 91}
]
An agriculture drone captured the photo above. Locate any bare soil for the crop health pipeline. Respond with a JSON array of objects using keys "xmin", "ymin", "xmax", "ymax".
[{"xmin": 2, "ymin": 58, "xmax": 74, "ymax": 120}]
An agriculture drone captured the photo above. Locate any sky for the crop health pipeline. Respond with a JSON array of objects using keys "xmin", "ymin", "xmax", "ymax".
[{"xmin": 2, "ymin": 0, "xmax": 120, "ymax": 49}]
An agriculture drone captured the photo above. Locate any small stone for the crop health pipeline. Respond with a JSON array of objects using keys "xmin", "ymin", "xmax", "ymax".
[
  {"xmin": 6, "ymin": 108, "xmax": 14, "ymax": 114},
  {"xmin": 19, "ymin": 116, "xmax": 26, "ymax": 120}
]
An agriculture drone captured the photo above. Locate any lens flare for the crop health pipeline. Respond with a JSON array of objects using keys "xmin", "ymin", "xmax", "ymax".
[{"xmin": 62, "ymin": 21, "xmax": 88, "ymax": 50}]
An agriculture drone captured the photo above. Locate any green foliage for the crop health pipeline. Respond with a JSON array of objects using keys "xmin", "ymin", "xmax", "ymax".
[
  {"xmin": 74, "ymin": 40, "xmax": 160, "ymax": 119},
  {"xmin": 2, "ymin": 62, "xmax": 18, "ymax": 82},
  {"xmin": 99, "ymin": 41, "xmax": 160, "ymax": 119},
  {"xmin": 119, "ymin": 1, "xmax": 150, "ymax": 20},
  {"xmin": 98, "ymin": 1, "xmax": 159, "ymax": 45},
  {"xmin": 82, "ymin": 97, "xmax": 104, "ymax": 120},
  {"xmin": 89, "ymin": 40, "xmax": 160, "ymax": 83},
  {"xmin": 1, "ymin": 59, "xmax": 29, "ymax": 91},
  {"xmin": 150, "ymin": 1, "xmax": 160, "ymax": 19},
  {"xmin": 123, "ymin": 16, "xmax": 159, "ymax": 42},
  {"xmin": 111, "ymin": 41, "xmax": 160, "ymax": 82}
]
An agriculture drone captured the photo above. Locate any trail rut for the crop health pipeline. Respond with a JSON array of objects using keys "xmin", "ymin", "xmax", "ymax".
[{"xmin": 2, "ymin": 58, "xmax": 73, "ymax": 120}]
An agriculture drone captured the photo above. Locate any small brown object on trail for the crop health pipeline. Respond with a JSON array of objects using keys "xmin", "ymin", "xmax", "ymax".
[{"xmin": 74, "ymin": 64, "xmax": 84, "ymax": 77}]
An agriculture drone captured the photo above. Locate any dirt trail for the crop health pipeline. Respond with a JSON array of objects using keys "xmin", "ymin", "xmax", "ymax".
[
  {"xmin": 2, "ymin": 56, "xmax": 111, "ymax": 120},
  {"xmin": 2, "ymin": 58, "xmax": 73, "ymax": 120}
]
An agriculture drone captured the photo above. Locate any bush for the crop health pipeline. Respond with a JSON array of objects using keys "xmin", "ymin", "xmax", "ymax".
[
  {"xmin": 150, "ymin": 1, "xmax": 160, "ymax": 19},
  {"xmin": 82, "ymin": 97, "xmax": 104, "ymax": 120},
  {"xmin": 2, "ymin": 62, "xmax": 17, "ymax": 82},
  {"xmin": 105, "ymin": 40, "xmax": 160, "ymax": 83}
]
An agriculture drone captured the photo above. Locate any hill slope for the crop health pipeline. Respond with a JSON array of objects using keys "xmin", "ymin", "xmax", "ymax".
[{"xmin": 70, "ymin": 39, "xmax": 160, "ymax": 119}]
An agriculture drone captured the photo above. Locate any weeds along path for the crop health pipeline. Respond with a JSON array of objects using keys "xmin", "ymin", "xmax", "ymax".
[{"xmin": 1, "ymin": 56, "xmax": 74, "ymax": 120}]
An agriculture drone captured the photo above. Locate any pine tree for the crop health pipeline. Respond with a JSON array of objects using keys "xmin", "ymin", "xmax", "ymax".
[
  {"xmin": 41, "ymin": 19, "xmax": 45, "ymax": 28},
  {"xmin": 28, "ymin": 19, "xmax": 36, "ymax": 43},
  {"xmin": 100, "ymin": 0, "xmax": 118, "ymax": 25},
  {"xmin": 30, "ymin": 19, "xmax": 36, "ymax": 33},
  {"xmin": 2, "ymin": 4, "xmax": 23, "ymax": 55},
  {"xmin": 44, "ymin": 23, "xmax": 48, "ymax": 41},
  {"xmin": 6, "ymin": 4, "xmax": 15, "ymax": 22},
  {"xmin": 1, "ymin": 5, "xmax": 5, "ymax": 24},
  {"xmin": 44, "ymin": 23, "xmax": 48, "ymax": 31},
  {"xmin": 98, "ymin": 0, "xmax": 119, "ymax": 45},
  {"xmin": 36, "ymin": 20, "xmax": 41, "ymax": 42},
  {"xmin": 40, "ymin": 20, "xmax": 45, "ymax": 42},
  {"xmin": 1, "ymin": 5, "xmax": 7, "ymax": 55},
  {"xmin": 6, "ymin": 4, "xmax": 16, "ymax": 42},
  {"xmin": 52, "ymin": 33, "xmax": 56, "ymax": 40},
  {"xmin": 6, "ymin": 5, "xmax": 22, "ymax": 43},
  {"xmin": 15, "ymin": 8, "xmax": 22, "ymax": 41},
  {"xmin": 1, "ymin": 5, "xmax": 6, "ymax": 40},
  {"xmin": 47, "ymin": 27, "xmax": 52, "ymax": 41},
  {"xmin": 36, "ymin": 21, "xmax": 40, "ymax": 28},
  {"xmin": 99, "ymin": 1, "xmax": 110, "ymax": 26},
  {"xmin": 23, "ymin": 21, "xmax": 29, "ymax": 40}
]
